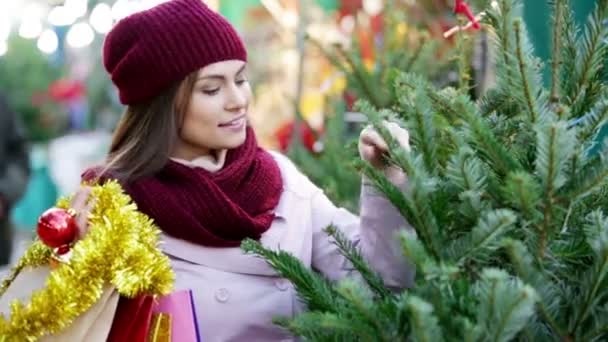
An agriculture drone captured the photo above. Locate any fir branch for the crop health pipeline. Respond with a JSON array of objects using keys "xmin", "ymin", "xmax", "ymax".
[
  {"xmin": 514, "ymin": 19, "xmax": 539, "ymax": 124},
  {"xmin": 335, "ymin": 280, "xmax": 394, "ymax": 342},
  {"xmin": 357, "ymin": 157, "xmax": 441, "ymax": 260},
  {"xmin": 241, "ymin": 239, "xmax": 339, "ymax": 312},
  {"xmin": 273, "ymin": 312, "xmax": 372, "ymax": 341},
  {"xmin": 572, "ymin": 211, "xmax": 608, "ymax": 335},
  {"xmin": 455, "ymin": 21, "xmax": 473, "ymax": 94},
  {"xmin": 448, "ymin": 209, "xmax": 517, "ymax": 264},
  {"xmin": 562, "ymin": 154, "xmax": 608, "ymax": 203},
  {"xmin": 550, "ymin": 0, "xmax": 567, "ymax": 104},
  {"xmin": 355, "ymin": 159, "xmax": 411, "ymax": 219},
  {"xmin": 577, "ymin": 96, "xmax": 608, "ymax": 144},
  {"xmin": 406, "ymin": 295, "xmax": 445, "ymax": 342},
  {"xmin": 502, "ymin": 239, "xmax": 567, "ymax": 337},
  {"xmin": 324, "ymin": 225, "xmax": 392, "ymax": 299},
  {"xmin": 502, "ymin": 171, "xmax": 542, "ymax": 223},
  {"xmin": 390, "ymin": 293, "xmax": 412, "ymax": 337},
  {"xmin": 581, "ymin": 321, "xmax": 608, "ymax": 341},
  {"xmin": 446, "ymin": 147, "xmax": 488, "ymax": 193},
  {"xmin": 584, "ymin": 211, "xmax": 608, "ymax": 257},
  {"xmin": 398, "ymin": 81, "xmax": 523, "ymax": 177},
  {"xmin": 461, "ymin": 107, "xmax": 522, "ymax": 177},
  {"xmin": 475, "ymin": 268, "xmax": 538, "ymax": 342},
  {"xmin": 559, "ymin": 1, "xmax": 580, "ymax": 103},
  {"xmin": 486, "ymin": 0, "xmax": 516, "ymax": 71},
  {"xmin": 399, "ymin": 230, "xmax": 440, "ymax": 280},
  {"xmin": 404, "ymin": 36, "xmax": 427, "ymax": 72},
  {"xmin": 498, "ymin": 0, "xmax": 514, "ymax": 68},
  {"xmin": 397, "ymin": 86, "xmax": 439, "ymax": 173},
  {"xmin": 307, "ymin": 37, "xmax": 350, "ymax": 76},
  {"xmin": 335, "ymin": 45, "xmax": 385, "ymax": 108},
  {"xmin": 571, "ymin": 257, "xmax": 608, "ymax": 338},
  {"xmin": 356, "ymin": 108, "xmax": 444, "ymax": 259},
  {"xmin": 535, "ymin": 120, "xmax": 577, "ymax": 256},
  {"xmin": 477, "ymin": 88, "xmax": 516, "ymax": 117},
  {"xmin": 569, "ymin": 0, "xmax": 608, "ymax": 116},
  {"xmin": 395, "ymin": 73, "xmax": 463, "ymax": 121}
]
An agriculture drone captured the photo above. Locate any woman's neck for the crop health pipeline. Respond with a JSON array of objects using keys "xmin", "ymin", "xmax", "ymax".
[{"xmin": 171, "ymin": 149, "xmax": 228, "ymax": 172}]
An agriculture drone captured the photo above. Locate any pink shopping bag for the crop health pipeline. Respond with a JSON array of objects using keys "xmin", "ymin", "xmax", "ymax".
[{"xmin": 151, "ymin": 289, "xmax": 201, "ymax": 342}]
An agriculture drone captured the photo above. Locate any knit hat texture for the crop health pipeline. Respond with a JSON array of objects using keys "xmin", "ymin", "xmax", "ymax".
[{"xmin": 103, "ymin": 0, "xmax": 247, "ymax": 105}]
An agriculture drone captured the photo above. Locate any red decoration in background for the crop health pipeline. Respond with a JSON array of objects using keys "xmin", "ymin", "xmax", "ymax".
[
  {"xmin": 454, "ymin": 0, "xmax": 480, "ymax": 29},
  {"xmin": 29, "ymin": 79, "xmax": 86, "ymax": 107},
  {"xmin": 338, "ymin": 0, "xmax": 363, "ymax": 19},
  {"xmin": 37, "ymin": 208, "xmax": 78, "ymax": 251},
  {"xmin": 343, "ymin": 91, "xmax": 357, "ymax": 111},
  {"xmin": 275, "ymin": 120, "xmax": 322, "ymax": 153},
  {"xmin": 357, "ymin": 28, "xmax": 375, "ymax": 62},
  {"xmin": 48, "ymin": 79, "xmax": 86, "ymax": 102},
  {"xmin": 370, "ymin": 14, "xmax": 383, "ymax": 34}
]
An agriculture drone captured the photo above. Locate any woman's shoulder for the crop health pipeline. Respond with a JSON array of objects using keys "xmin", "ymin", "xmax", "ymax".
[{"xmin": 267, "ymin": 150, "xmax": 320, "ymax": 198}]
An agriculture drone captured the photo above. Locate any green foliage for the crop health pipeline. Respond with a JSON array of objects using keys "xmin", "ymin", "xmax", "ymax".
[
  {"xmin": 0, "ymin": 36, "xmax": 63, "ymax": 141},
  {"xmin": 244, "ymin": 0, "xmax": 608, "ymax": 340},
  {"xmin": 287, "ymin": 105, "xmax": 361, "ymax": 212},
  {"xmin": 308, "ymin": 2, "xmax": 453, "ymax": 109},
  {"xmin": 291, "ymin": 2, "xmax": 461, "ymax": 210}
]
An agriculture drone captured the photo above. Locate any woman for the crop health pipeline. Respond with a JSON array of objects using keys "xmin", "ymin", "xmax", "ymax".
[{"xmin": 76, "ymin": 0, "xmax": 415, "ymax": 340}]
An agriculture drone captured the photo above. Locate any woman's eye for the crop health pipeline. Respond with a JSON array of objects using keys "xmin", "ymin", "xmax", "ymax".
[
  {"xmin": 202, "ymin": 88, "xmax": 220, "ymax": 95},
  {"xmin": 236, "ymin": 79, "xmax": 248, "ymax": 86}
]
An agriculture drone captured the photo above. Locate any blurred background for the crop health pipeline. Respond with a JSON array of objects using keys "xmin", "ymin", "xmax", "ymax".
[{"xmin": 0, "ymin": 0, "xmax": 601, "ymax": 268}]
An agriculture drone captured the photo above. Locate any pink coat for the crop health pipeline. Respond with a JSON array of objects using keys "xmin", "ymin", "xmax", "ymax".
[{"xmin": 160, "ymin": 152, "xmax": 415, "ymax": 341}]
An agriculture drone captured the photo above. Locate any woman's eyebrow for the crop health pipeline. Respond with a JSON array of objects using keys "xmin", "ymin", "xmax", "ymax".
[{"xmin": 197, "ymin": 65, "xmax": 247, "ymax": 81}]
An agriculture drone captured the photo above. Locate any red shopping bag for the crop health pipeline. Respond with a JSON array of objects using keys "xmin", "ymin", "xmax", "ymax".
[{"xmin": 106, "ymin": 290, "xmax": 201, "ymax": 342}]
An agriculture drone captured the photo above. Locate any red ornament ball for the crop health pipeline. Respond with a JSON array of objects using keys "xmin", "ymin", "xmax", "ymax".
[{"xmin": 37, "ymin": 208, "xmax": 78, "ymax": 248}]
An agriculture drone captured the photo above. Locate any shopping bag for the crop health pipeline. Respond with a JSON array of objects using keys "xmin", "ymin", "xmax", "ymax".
[
  {"xmin": 107, "ymin": 295, "xmax": 156, "ymax": 342},
  {"xmin": 0, "ymin": 266, "xmax": 119, "ymax": 342},
  {"xmin": 151, "ymin": 289, "xmax": 201, "ymax": 342}
]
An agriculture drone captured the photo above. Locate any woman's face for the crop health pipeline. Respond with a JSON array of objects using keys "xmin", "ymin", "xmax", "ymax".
[{"xmin": 172, "ymin": 60, "xmax": 251, "ymax": 160}]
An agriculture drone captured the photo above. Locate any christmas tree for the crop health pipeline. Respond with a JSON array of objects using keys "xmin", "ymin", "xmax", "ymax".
[
  {"xmin": 244, "ymin": 0, "xmax": 608, "ymax": 340},
  {"xmin": 289, "ymin": 0, "xmax": 459, "ymax": 211}
]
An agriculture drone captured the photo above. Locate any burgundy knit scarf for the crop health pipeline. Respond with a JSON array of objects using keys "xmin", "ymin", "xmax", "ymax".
[{"xmin": 86, "ymin": 127, "xmax": 283, "ymax": 247}]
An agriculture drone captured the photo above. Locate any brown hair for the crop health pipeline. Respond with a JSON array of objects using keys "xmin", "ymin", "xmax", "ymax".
[{"xmin": 103, "ymin": 71, "xmax": 199, "ymax": 183}]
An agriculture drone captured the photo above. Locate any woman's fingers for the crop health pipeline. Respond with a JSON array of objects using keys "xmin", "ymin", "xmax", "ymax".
[
  {"xmin": 360, "ymin": 126, "xmax": 389, "ymax": 152},
  {"xmin": 384, "ymin": 122, "xmax": 410, "ymax": 150},
  {"xmin": 69, "ymin": 186, "xmax": 94, "ymax": 239},
  {"xmin": 70, "ymin": 186, "xmax": 91, "ymax": 211}
]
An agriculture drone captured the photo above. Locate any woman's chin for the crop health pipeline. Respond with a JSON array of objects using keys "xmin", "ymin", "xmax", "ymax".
[{"xmin": 222, "ymin": 131, "xmax": 247, "ymax": 150}]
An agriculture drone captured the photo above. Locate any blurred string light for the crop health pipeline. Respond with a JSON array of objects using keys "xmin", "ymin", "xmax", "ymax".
[
  {"xmin": 48, "ymin": 6, "xmax": 77, "ymax": 26},
  {"xmin": 90, "ymin": 3, "xmax": 113, "ymax": 34},
  {"xmin": 0, "ymin": 40, "xmax": 7, "ymax": 56},
  {"xmin": 19, "ymin": 3, "xmax": 45, "ymax": 39},
  {"xmin": 141, "ymin": 0, "xmax": 172, "ymax": 10},
  {"xmin": 0, "ymin": 17, "xmax": 10, "ymax": 41},
  {"xmin": 66, "ymin": 22, "xmax": 94, "ymax": 48},
  {"xmin": 340, "ymin": 15, "xmax": 355, "ymax": 33},
  {"xmin": 4, "ymin": 0, "xmax": 189, "ymax": 54},
  {"xmin": 37, "ymin": 29, "xmax": 59, "ymax": 54},
  {"xmin": 362, "ymin": 0, "xmax": 383, "ymax": 16},
  {"xmin": 19, "ymin": 18, "xmax": 43, "ymax": 39},
  {"xmin": 65, "ymin": 0, "xmax": 88, "ymax": 19},
  {"xmin": 111, "ymin": 0, "xmax": 140, "ymax": 21}
]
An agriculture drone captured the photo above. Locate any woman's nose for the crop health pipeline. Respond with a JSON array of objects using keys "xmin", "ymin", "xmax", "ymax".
[{"xmin": 226, "ymin": 84, "xmax": 247, "ymax": 110}]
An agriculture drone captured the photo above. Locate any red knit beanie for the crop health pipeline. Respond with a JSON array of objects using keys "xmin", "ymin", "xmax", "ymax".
[{"xmin": 103, "ymin": 0, "xmax": 247, "ymax": 105}]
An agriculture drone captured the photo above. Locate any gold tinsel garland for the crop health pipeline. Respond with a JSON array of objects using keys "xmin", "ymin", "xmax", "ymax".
[{"xmin": 0, "ymin": 181, "xmax": 174, "ymax": 341}]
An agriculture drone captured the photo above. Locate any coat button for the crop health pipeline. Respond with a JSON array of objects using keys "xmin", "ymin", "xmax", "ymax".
[
  {"xmin": 215, "ymin": 288, "xmax": 230, "ymax": 302},
  {"xmin": 275, "ymin": 279, "xmax": 289, "ymax": 291}
]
